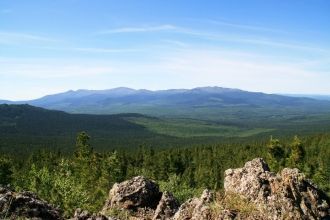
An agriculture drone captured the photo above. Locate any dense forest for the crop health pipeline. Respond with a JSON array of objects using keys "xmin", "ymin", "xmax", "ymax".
[
  {"xmin": 2, "ymin": 104, "xmax": 330, "ymax": 157},
  {"xmin": 1, "ymin": 131, "xmax": 329, "ymax": 217}
]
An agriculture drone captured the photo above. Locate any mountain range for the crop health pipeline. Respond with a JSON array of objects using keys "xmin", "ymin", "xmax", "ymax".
[{"xmin": 2, "ymin": 87, "xmax": 330, "ymax": 118}]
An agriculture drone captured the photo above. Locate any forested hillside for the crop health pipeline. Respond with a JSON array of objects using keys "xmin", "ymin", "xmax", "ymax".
[
  {"xmin": 2, "ymin": 104, "xmax": 330, "ymax": 157},
  {"xmin": 0, "ymin": 104, "xmax": 170, "ymax": 154}
]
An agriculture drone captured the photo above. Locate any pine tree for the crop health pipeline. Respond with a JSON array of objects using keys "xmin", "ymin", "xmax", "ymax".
[
  {"xmin": 0, "ymin": 155, "xmax": 12, "ymax": 185},
  {"xmin": 267, "ymin": 136, "xmax": 285, "ymax": 171},
  {"xmin": 75, "ymin": 132, "xmax": 93, "ymax": 160},
  {"xmin": 287, "ymin": 136, "xmax": 305, "ymax": 169}
]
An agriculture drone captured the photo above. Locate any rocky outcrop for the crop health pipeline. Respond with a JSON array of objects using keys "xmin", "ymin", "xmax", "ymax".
[
  {"xmin": 0, "ymin": 186, "xmax": 62, "ymax": 220},
  {"xmin": 102, "ymin": 176, "xmax": 162, "ymax": 212},
  {"xmin": 153, "ymin": 191, "xmax": 179, "ymax": 220},
  {"xmin": 2, "ymin": 158, "xmax": 329, "ymax": 220},
  {"xmin": 224, "ymin": 158, "xmax": 330, "ymax": 220},
  {"xmin": 100, "ymin": 160, "xmax": 330, "ymax": 219},
  {"xmin": 102, "ymin": 176, "xmax": 179, "ymax": 219},
  {"xmin": 173, "ymin": 189, "xmax": 214, "ymax": 220}
]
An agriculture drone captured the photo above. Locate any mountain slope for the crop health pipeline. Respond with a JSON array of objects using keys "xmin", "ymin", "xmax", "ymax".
[
  {"xmin": 13, "ymin": 87, "xmax": 330, "ymax": 118},
  {"xmin": 0, "ymin": 104, "xmax": 150, "ymax": 136},
  {"xmin": 0, "ymin": 104, "xmax": 164, "ymax": 154},
  {"xmin": 1, "ymin": 102, "xmax": 330, "ymax": 155},
  {"xmin": 0, "ymin": 100, "xmax": 13, "ymax": 104},
  {"xmin": 284, "ymin": 94, "xmax": 330, "ymax": 101},
  {"xmin": 0, "ymin": 104, "xmax": 273, "ymax": 155}
]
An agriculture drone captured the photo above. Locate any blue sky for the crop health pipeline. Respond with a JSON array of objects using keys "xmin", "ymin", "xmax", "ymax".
[{"xmin": 1, "ymin": 0, "xmax": 330, "ymax": 100}]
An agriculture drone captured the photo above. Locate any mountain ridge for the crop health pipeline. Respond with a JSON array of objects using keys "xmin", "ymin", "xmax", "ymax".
[
  {"xmin": 2, "ymin": 87, "xmax": 330, "ymax": 117},
  {"xmin": 3, "ymin": 86, "xmax": 327, "ymax": 103}
]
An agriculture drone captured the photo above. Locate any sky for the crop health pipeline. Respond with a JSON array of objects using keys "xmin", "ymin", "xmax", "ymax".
[{"xmin": 1, "ymin": 0, "xmax": 330, "ymax": 100}]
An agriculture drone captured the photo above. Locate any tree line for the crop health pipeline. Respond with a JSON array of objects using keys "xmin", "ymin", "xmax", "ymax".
[{"xmin": 0, "ymin": 132, "xmax": 329, "ymax": 216}]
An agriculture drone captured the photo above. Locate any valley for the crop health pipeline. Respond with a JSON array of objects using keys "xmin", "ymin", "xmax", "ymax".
[{"xmin": 2, "ymin": 87, "xmax": 330, "ymax": 155}]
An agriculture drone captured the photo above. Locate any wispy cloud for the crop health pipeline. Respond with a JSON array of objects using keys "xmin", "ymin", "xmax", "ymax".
[
  {"xmin": 0, "ymin": 58, "xmax": 113, "ymax": 78},
  {"xmin": 36, "ymin": 46, "xmax": 140, "ymax": 53},
  {"xmin": 72, "ymin": 47, "xmax": 138, "ymax": 53},
  {"xmin": 203, "ymin": 19, "xmax": 288, "ymax": 34},
  {"xmin": 0, "ymin": 58, "xmax": 116, "ymax": 100},
  {"xmin": 1, "ymin": 45, "xmax": 330, "ymax": 100},
  {"xmin": 0, "ymin": 31, "xmax": 57, "ymax": 45},
  {"xmin": 97, "ymin": 24, "xmax": 177, "ymax": 34},
  {"xmin": 152, "ymin": 48, "xmax": 330, "ymax": 94},
  {"xmin": 238, "ymin": 38, "xmax": 330, "ymax": 54},
  {"xmin": 166, "ymin": 28, "xmax": 329, "ymax": 54},
  {"xmin": 95, "ymin": 24, "xmax": 329, "ymax": 54},
  {"xmin": 161, "ymin": 39, "xmax": 189, "ymax": 47}
]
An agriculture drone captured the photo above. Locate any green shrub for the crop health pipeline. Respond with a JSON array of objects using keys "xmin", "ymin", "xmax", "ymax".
[{"xmin": 159, "ymin": 174, "xmax": 203, "ymax": 203}]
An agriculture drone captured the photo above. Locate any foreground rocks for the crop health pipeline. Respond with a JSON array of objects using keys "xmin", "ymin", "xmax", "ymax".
[
  {"xmin": 224, "ymin": 158, "xmax": 330, "ymax": 219},
  {"xmin": 102, "ymin": 176, "xmax": 162, "ymax": 212},
  {"xmin": 153, "ymin": 191, "xmax": 180, "ymax": 220},
  {"xmin": 1, "ymin": 158, "xmax": 329, "ymax": 219},
  {"xmin": 0, "ymin": 186, "xmax": 62, "ymax": 220},
  {"xmin": 173, "ymin": 189, "xmax": 214, "ymax": 220},
  {"xmin": 102, "ymin": 176, "xmax": 179, "ymax": 219},
  {"xmin": 102, "ymin": 159, "xmax": 329, "ymax": 219},
  {"xmin": 72, "ymin": 208, "xmax": 117, "ymax": 220}
]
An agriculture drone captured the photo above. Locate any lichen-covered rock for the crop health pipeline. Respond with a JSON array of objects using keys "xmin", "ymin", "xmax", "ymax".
[
  {"xmin": 173, "ymin": 189, "xmax": 214, "ymax": 220},
  {"xmin": 216, "ymin": 210, "xmax": 270, "ymax": 220},
  {"xmin": 72, "ymin": 208, "xmax": 117, "ymax": 220},
  {"xmin": 0, "ymin": 186, "xmax": 62, "ymax": 220},
  {"xmin": 102, "ymin": 176, "xmax": 162, "ymax": 213},
  {"xmin": 224, "ymin": 158, "xmax": 330, "ymax": 220},
  {"xmin": 153, "ymin": 191, "xmax": 179, "ymax": 220},
  {"xmin": 216, "ymin": 209, "xmax": 238, "ymax": 220}
]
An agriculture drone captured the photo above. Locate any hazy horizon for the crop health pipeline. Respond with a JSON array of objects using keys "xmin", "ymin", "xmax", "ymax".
[
  {"xmin": 2, "ymin": 85, "xmax": 330, "ymax": 102},
  {"xmin": 1, "ymin": 0, "xmax": 330, "ymax": 100}
]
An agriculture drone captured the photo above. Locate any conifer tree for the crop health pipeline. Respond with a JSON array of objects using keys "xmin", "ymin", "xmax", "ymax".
[
  {"xmin": 287, "ymin": 136, "xmax": 304, "ymax": 169},
  {"xmin": 75, "ymin": 132, "xmax": 93, "ymax": 160},
  {"xmin": 267, "ymin": 136, "xmax": 285, "ymax": 171},
  {"xmin": 0, "ymin": 155, "xmax": 12, "ymax": 185}
]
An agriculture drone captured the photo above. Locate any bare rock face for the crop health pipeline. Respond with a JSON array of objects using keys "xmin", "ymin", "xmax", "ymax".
[
  {"xmin": 224, "ymin": 158, "xmax": 330, "ymax": 220},
  {"xmin": 173, "ymin": 189, "xmax": 214, "ymax": 220},
  {"xmin": 102, "ymin": 176, "xmax": 162, "ymax": 212},
  {"xmin": 153, "ymin": 191, "xmax": 179, "ymax": 220},
  {"xmin": 0, "ymin": 186, "xmax": 62, "ymax": 220}
]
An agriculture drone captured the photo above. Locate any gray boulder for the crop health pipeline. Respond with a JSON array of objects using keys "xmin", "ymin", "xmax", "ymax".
[
  {"xmin": 173, "ymin": 189, "xmax": 214, "ymax": 220},
  {"xmin": 224, "ymin": 158, "xmax": 330, "ymax": 219},
  {"xmin": 153, "ymin": 191, "xmax": 179, "ymax": 220},
  {"xmin": 0, "ymin": 186, "xmax": 62, "ymax": 220},
  {"xmin": 102, "ymin": 176, "xmax": 162, "ymax": 212}
]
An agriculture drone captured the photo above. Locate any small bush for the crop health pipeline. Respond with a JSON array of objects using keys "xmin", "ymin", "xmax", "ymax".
[
  {"xmin": 158, "ymin": 174, "xmax": 203, "ymax": 203},
  {"xmin": 104, "ymin": 207, "xmax": 130, "ymax": 220},
  {"xmin": 210, "ymin": 191, "xmax": 258, "ymax": 217}
]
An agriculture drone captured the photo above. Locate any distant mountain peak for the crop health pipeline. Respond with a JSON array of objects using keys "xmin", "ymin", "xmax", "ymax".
[
  {"xmin": 192, "ymin": 86, "xmax": 241, "ymax": 93},
  {"xmin": 111, "ymin": 86, "xmax": 136, "ymax": 91}
]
